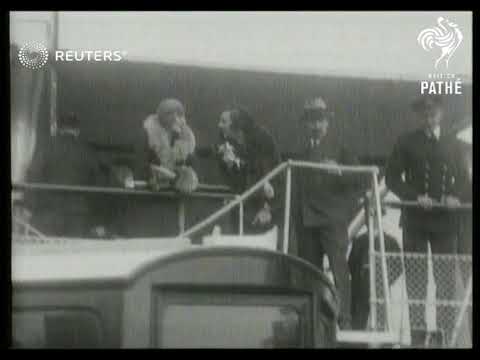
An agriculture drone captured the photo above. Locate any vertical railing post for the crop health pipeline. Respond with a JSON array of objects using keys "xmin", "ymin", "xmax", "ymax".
[
  {"xmin": 50, "ymin": 67, "xmax": 58, "ymax": 136},
  {"xmin": 450, "ymin": 274, "xmax": 472, "ymax": 347},
  {"xmin": 52, "ymin": 12, "xmax": 59, "ymax": 51},
  {"xmin": 282, "ymin": 162, "xmax": 292, "ymax": 254},
  {"xmin": 372, "ymin": 171, "xmax": 393, "ymax": 331},
  {"xmin": 178, "ymin": 198, "xmax": 186, "ymax": 234},
  {"xmin": 50, "ymin": 13, "xmax": 59, "ymax": 137},
  {"xmin": 238, "ymin": 197, "xmax": 244, "ymax": 235},
  {"xmin": 368, "ymin": 195, "xmax": 378, "ymax": 330}
]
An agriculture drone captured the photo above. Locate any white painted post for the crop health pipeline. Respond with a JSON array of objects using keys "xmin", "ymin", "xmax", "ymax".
[
  {"xmin": 238, "ymin": 198, "xmax": 244, "ymax": 235},
  {"xmin": 372, "ymin": 172, "xmax": 393, "ymax": 331},
  {"xmin": 282, "ymin": 163, "xmax": 292, "ymax": 254},
  {"xmin": 368, "ymin": 197, "xmax": 378, "ymax": 330}
]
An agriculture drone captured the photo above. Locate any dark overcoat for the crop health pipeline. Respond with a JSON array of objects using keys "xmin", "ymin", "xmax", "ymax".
[
  {"xmin": 293, "ymin": 137, "xmax": 366, "ymax": 230},
  {"xmin": 26, "ymin": 133, "xmax": 106, "ymax": 236}
]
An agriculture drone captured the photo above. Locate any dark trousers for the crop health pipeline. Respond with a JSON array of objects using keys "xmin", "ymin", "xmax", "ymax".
[
  {"xmin": 403, "ymin": 226, "xmax": 457, "ymax": 334},
  {"xmin": 350, "ymin": 270, "xmax": 370, "ymax": 330},
  {"xmin": 299, "ymin": 224, "xmax": 351, "ymax": 327},
  {"xmin": 457, "ymin": 214, "xmax": 472, "ymax": 256}
]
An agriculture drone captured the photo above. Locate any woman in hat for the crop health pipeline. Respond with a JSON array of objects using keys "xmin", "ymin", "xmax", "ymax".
[{"xmin": 136, "ymin": 98, "xmax": 198, "ymax": 194}]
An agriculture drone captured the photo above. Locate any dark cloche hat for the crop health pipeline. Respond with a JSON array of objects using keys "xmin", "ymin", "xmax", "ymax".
[{"xmin": 156, "ymin": 98, "xmax": 185, "ymax": 121}]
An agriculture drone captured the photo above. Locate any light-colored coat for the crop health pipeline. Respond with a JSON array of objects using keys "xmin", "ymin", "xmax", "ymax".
[{"xmin": 143, "ymin": 114, "xmax": 196, "ymax": 171}]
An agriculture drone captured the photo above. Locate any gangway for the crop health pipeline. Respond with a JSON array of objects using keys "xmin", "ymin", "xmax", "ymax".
[
  {"xmin": 179, "ymin": 159, "xmax": 472, "ymax": 348},
  {"xmin": 12, "ymin": 160, "xmax": 471, "ymax": 348}
]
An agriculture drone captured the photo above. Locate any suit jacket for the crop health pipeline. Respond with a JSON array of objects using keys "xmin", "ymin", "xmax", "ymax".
[
  {"xmin": 385, "ymin": 127, "xmax": 470, "ymax": 233},
  {"xmin": 294, "ymin": 137, "xmax": 365, "ymax": 228}
]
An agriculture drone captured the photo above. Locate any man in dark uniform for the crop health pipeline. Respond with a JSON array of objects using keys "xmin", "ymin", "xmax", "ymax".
[
  {"xmin": 385, "ymin": 95, "xmax": 470, "ymax": 343},
  {"xmin": 217, "ymin": 107, "xmax": 283, "ymax": 235},
  {"xmin": 27, "ymin": 113, "xmax": 105, "ymax": 237},
  {"xmin": 455, "ymin": 126, "xmax": 472, "ymax": 257},
  {"xmin": 294, "ymin": 97, "xmax": 365, "ymax": 329}
]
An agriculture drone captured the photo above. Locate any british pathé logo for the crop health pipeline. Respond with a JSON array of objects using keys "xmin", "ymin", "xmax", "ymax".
[
  {"xmin": 417, "ymin": 17, "xmax": 463, "ymax": 70},
  {"xmin": 417, "ymin": 17, "xmax": 464, "ymax": 95},
  {"xmin": 18, "ymin": 43, "xmax": 49, "ymax": 70}
]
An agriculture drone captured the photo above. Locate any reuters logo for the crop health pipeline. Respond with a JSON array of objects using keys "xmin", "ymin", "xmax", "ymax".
[{"xmin": 18, "ymin": 43, "xmax": 49, "ymax": 70}]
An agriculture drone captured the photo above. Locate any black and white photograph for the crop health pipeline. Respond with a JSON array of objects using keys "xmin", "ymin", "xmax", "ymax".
[{"xmin": 9, "ymin": 11, "xmax": 473, "ymax": 348}]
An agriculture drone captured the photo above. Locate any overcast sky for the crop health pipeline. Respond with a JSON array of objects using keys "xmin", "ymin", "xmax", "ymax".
[{"xmin": 10, "ymin": 11, "xmax": 472, "ymax": 80}]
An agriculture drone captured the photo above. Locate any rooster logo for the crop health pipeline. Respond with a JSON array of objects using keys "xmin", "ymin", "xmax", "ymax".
[{"xmin": 417, "ymin": 17, "xmax": 463, "ymax": 69}]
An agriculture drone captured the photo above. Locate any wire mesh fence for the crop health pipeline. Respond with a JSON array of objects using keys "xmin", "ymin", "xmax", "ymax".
[{"xmin": 371, "ymin": 251, "xmax": 472, "ymax": 348}]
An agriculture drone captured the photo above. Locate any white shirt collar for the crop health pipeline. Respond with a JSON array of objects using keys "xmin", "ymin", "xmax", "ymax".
[
  {"xmin": 310, "ymin": 138, "xmax": 320, "ymax": 147},
  {"xmin": 426, "ymin": 126, "xmax": 441, "ymax": 140}
]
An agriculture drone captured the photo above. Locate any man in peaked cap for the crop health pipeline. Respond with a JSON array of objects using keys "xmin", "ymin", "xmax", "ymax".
[
  {"xmin": 386, "ymin": 94, "xmax": 470, "ymax": 344},
  {"xmin": 294, "ymin": 96, "xmax": 365, "ymax": 330}
]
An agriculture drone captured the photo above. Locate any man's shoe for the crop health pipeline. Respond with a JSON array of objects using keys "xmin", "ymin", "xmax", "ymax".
[
  {"xmin": 410, "ymin": 329, "xmax": 427, "ymax": 348},
  {"xmin": 425, "ymin": 330, "xmax": 445, "ymax": 348},
  {"xmin": 338, "ymin": 317, "xmax": 352, "ymax": 331}
]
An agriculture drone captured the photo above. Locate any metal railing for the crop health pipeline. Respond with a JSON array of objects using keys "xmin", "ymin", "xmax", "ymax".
[
  {"xmin": 375, "ymin": 199, "xmax": 472, "ymax": 348},
  {"xmin": 179, "ymin": 159, "xmax": 394, "ymax": 337},
  {"xmin": 348, "ymin": 179, "xmax": 389, "ymax": 240},
  {"xmin": 180, "ymin": 162, "xmax": 289, "ymax": 239},
  {"xmin": 12, "ymin": 182, "xmax": 235, "ymax": 236},
  {"xmin": 12, "ymin": 182, "xmax": 232, "ymax": 198},
  {"xmin": 179, "ymin": 161, "xmax": 472, "ymax": 348},
  {"xmin": 383, "ymin": 200, "xmax": 472, "ymax": 210}
]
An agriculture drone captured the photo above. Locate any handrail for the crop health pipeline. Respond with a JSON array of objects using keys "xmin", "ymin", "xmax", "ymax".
[
  {"xmin": 180, "ymin": 162, "xmax": 289, "ymax": 238},
  {"xmin": 383, "ymin": 200, "xmax": 472, "ymax": 210},
  {"xmin": 12, "ymin": 181, "xmax": 236, "ymax": 236},
  {"xmin": 12, "ymin": 182, "xmax": 235, "ymax": 200},
  {"xmin": 179, "ymin": 158, "xmax": 393, "ymax": 332},
  {"xmin": 181, "ymin": 160, "xmax": 380, "ymax": 239},
  {"xmin": 12, "ymin": 214, "xmax": 48, "ymax": 241},
  {"xmin": 289, "ymin": 160, "xmax": 379, "ymax": 174},
  {"xmin": 348, "ymin": 179, "xmax": 389, "ymax": 240}
]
